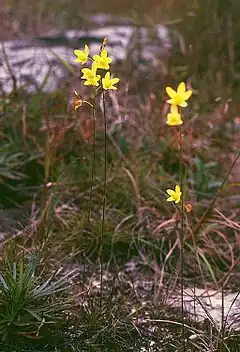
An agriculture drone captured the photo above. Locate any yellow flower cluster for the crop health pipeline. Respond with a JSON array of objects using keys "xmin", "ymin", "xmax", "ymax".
[
  {"xmin": 165, "ymin": 82, "xmax": 192, "ymax": 204},
  {"xmin": 73, "ymin": 44, "xmax": 120, "ymax": 90},
  {"xmin": 165, "ymin": 82, "xmax": 192, "ymax": 126}
]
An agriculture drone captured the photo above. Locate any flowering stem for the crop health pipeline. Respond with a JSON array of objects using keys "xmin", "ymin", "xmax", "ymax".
[
  {"xmin": 100, "ymin": 88, "xmax": 107, "ymax": 310},
  {"xmin": 221, "ymin": 285, "xmax": 225, "ymax": 336},
  {"xmin": 38, "ymin": 100, "xmax": 52, "ymax": 245},
  {"xmin": 87, "ymin": 94, "xmax": 96, "ymax": 226},
  {"xmin": 179, "ymin": 125, "xmax": 185, "ymax": 351},
  {"xmin": 83, "ymin": 94, "xmax": 97, "ymax": 283}
]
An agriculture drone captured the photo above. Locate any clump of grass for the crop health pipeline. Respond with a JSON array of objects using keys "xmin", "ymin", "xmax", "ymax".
[
  {"xmin": 0, "ymin": 251, "xmax": 77, "ymax": 346},
  {"xmin": 68, "ymin": 295, "xmax": 142, "ymax": 352},
  {"xmin": 49, "ymin": 209, "xmax": 137, "ymax": 264}
]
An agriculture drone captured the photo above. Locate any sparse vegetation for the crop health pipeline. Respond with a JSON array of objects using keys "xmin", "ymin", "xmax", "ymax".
[{"xmin": 0, "ymin": 0, "xmax": 240, "ymax": 351}]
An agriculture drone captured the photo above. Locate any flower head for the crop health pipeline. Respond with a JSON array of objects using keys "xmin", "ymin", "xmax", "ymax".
[
  {"xmin": 166, "ymin": 105, "xmax": 183, "ymax": 126},
  {"xmin": 81, "ymin": 65, "xmax": 100, "ymax": 86},
  {"xmin": 93, "ymin": 48, "xmax": 112, "ymax": 70},
  {"xmin": 166, "ymin": 185, "xmax": 182, "ymax": 204},
  {"xmin": 102, "ymin": 72, "xmax": 120, "ymax": 90},
  {"xmin": 166, "ymin": 82, "xmax": 192, "ymax": 108},
  {"xmin": 74, "ymin": 45, "xmax": 89, "ymax": 64}
]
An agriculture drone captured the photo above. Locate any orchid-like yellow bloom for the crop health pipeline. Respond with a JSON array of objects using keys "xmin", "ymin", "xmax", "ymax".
[
  {"xmin": 81, "ymin": 65, "xmax": 101, "ymax": 86},
  {"xmin": 166, "ymin": 185, "xmax": 182, "ymax": 204},
  {"xmin": 74, "ymin": 45, "xmax": 89, "ymax": 64},
  {"xmin": 166, "ymin": 82, "xmax": 192, "ymax": 108},
  {"xmin": 166, "ymin": 105, "xmax": 183, "ymax": 126},
  {"xmin": 93, "ymin": 48, "xmax": 112, "ymax": 70},
  {"xmin": 102, "ymin": 72, "xmax": 120, "ymax": 90}
]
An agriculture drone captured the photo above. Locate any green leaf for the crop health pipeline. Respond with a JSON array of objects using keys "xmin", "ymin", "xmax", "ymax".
[{"xmin": 23, "ymin": 308, "xmax": 43, "ymax": 322}]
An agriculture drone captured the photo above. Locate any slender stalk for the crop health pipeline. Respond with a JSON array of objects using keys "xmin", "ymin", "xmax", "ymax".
[
  {"xmin": 193, "ymin": 235, "xmax": 197, "ymax": 324},
  {"xmin": 221, "ymin": 284, "xmax": 224, "ymax": 336},
  {"xmin": 179, "ymin": 125, "xmax": 185, "ymax": 351},
  {"xmin": 83, "ymin": 95, "xmax": 96, "ymax": 283},
  {"xmin": 216, "ymin": 285, "xmax": 225, "ymax": 350},
  {"xmin": 99, "ymin": 88, "xmax": 107, "ymax": 310},
  {"xmin": 38, "ymin": 99, "xmax": 52, "ymax": 245},
  {"xmin": 87, "ymin": 96, "xmax": 96, "ymax": 225}
]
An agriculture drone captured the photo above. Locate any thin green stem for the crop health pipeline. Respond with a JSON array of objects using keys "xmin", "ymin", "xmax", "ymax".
[
  {"xmin": 179, "ymin": 125, "xmax": 185, "ymax": 351},
  {"xmin": 83, "ymin": 95, "xmax": 96, "ymax": 283},
  {"xmin": 100, "ymin": 88, "xmax": 107, "ymax": 310},
  {"xmin": 193, "ymin": 235, "xmax": 197, "ymax": 324},
  {"xmin": 87, "ymin": 95, "xmax": 96, "ymax": 226},
  {"xmin": 221, "ymin": 284, "xmax": 225, "ymax": 335},
  {"xmin": 38, "ymin": 99, "xmax": 52, "ymax": 246}
]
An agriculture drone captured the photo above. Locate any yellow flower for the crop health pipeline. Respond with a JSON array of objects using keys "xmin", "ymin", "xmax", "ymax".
[
  {"xmin": 166, "ymin": 185, "xmax": 182, "ymax": 204},
  {"xmin": 81, "ymin": 65, "xmax": 101, "ymax": 86},
  {"xmin": 102, "ymin": 72, "xmax": 120, "ymax": 90},
  {"xmin": 74, "ymin": 45, "xmax": 89, "ymax": 64},
  {"xmin": 166, "ymin": 82, "xmax": 192, "ymax": 108},
  {"xmin": 166, "ymin": 105, "xmax": 183, "ymax": 126},
  {"xmin": 93, "ymin": 48, "xmax": 112, "ymax": 70}
]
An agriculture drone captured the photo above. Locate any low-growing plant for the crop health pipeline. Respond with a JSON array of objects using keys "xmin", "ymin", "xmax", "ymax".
[
  {"xmin": 67, "ymin": 295, "xmax": 142, "ymax": 352},
  {"xmin": 0, "ymin": 252, "xmax": 77, "ymax": 341}
]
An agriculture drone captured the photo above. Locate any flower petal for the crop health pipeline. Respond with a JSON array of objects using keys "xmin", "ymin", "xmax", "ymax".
[
  {"xmin": 102, "ymin": 49, "xmax": 107, "ymax": 58},
  {"xmin": 91, "ymin": 64, "xmax": 97, "ymax": 74},
  {"xmin": 74, "ymin": 50, "xmax": 82, "ymax": 55},
  {"xmin": 178, "ymin": 101, "xmax": 188, "ymax": 108},
  {"xmin": 167, "ymin": 115, "xmax": 183, "ymax": 126},
  {"xmin": 166, "ymin": 87, "xmax": 177, "ymax": 98},
  {"xmin": 92, "ymin": 54, "xmax": 100, "ymax": 61},
  {"xmin": 167, "ymin": 197, "xmax": 174, "ymax": 202},
  {"xmin": 81, "ymin": 68, "xmax": 90, "ymax": 74},
  {"xmin": 166, "ymin": 98, "xmax": 175, "ymax": 105},
  {"xmin": 175, "ymin": 185, "xmax": 180, "ymax": 193},
  {"xmin": 183, "ymin": 90, "xmax": 192, "ymax": 100},
  {"xmin": 111, "ymin": 78, "xmax": 120, "ymax": 84},
  {"xmin": 167, "ymin": 190, "xmax": 175, "ymax": 196},
  {"xmin": 177, "ymin": 82, "xmax": 186, "ymax": 94}
]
